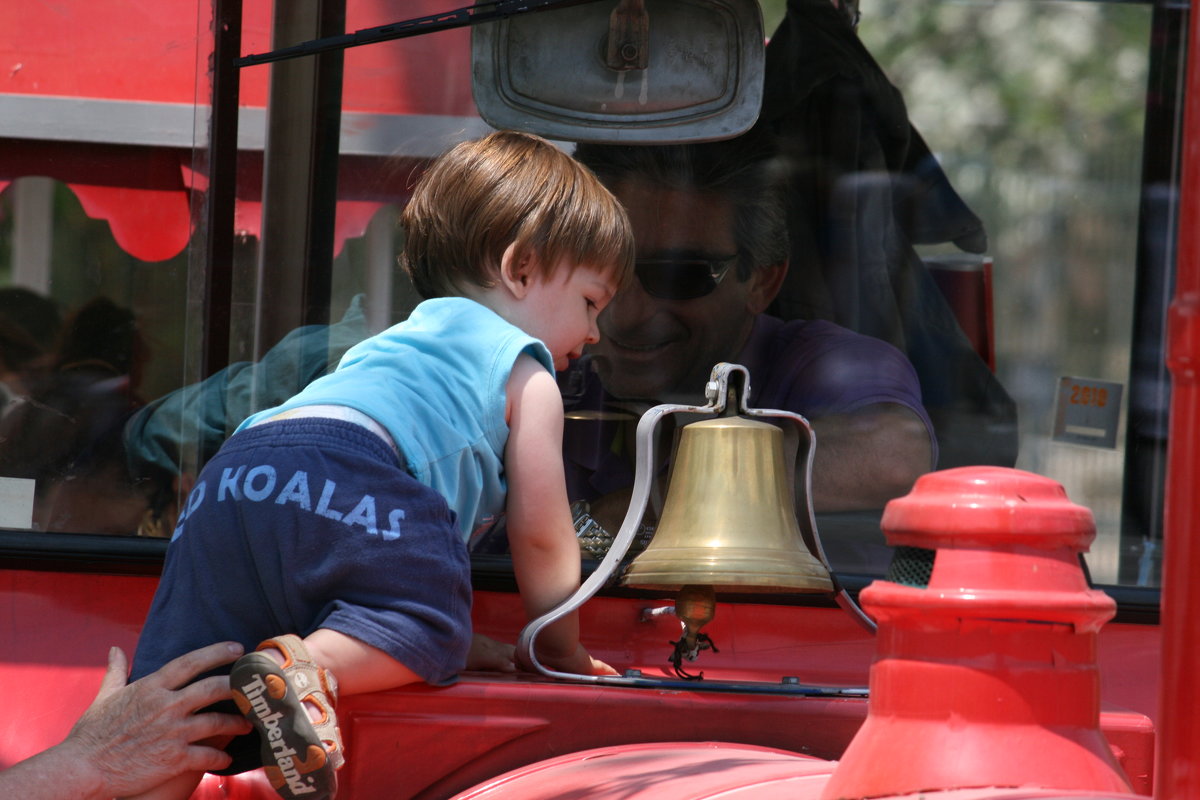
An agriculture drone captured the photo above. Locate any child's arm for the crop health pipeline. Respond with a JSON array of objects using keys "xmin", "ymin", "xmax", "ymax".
[{"xmin": 504, "ymin": 354, "xmax": 616, "ymax": 676}]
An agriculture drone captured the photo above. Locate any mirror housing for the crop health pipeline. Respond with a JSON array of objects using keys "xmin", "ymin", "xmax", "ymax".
[{"xmin": 471, "ymin": 0, "xmax": 764, "ymax": 144}]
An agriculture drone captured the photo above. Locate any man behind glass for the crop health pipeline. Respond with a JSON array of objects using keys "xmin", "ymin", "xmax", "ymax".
[{"xmin": 564, "ymin": 131, "xmax": 935, "ymax": 526}]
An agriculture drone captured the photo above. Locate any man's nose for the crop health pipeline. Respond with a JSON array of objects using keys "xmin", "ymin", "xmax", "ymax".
[{"xmin": 600, "ymin": 279, "xmax": 657, "ymax": 331}]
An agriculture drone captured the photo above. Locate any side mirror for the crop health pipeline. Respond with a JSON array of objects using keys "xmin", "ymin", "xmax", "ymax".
[{"xmin": 471, "ymin": 0, "xmax": 764, "ymax": 144}]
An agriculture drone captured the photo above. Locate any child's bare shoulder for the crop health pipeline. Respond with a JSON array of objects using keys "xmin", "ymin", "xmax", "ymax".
[{"xmin": 505, "ymin": 354, "xmax": 562, "ymax": 425}]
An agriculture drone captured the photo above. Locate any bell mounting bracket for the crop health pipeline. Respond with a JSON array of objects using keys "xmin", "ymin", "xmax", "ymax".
[{"xmin": 516, "ymin": 363, "xmax": 875, "ymax": 686}]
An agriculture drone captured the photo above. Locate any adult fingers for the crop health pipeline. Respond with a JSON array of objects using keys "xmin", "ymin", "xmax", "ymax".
[
  {"xmin": 177, "ymin": 673, "xmax": 240, "ymax": 712},
  {"xmin": 186, "ymin": 709, "xmax": 254, "ymax": 741},
  {"xmin": 179, "ymin": 743, "xmax": 236, "ymax": 774},
  {"xmin": 148, "ymin": 642, "xmax": 245, "ymax": 690}
]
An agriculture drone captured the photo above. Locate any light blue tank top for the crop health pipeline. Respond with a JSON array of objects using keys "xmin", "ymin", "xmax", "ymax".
[{"xmin": 238, "ymin": 297, "xmax": 554, "ymax": 540}]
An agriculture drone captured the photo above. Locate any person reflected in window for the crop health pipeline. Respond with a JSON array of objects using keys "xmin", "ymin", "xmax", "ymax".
[
  {"xmin": 0, "ymin": 286, "xmax": 60, "ymax": 417},
  {"xmin": 53, "ymin": 296, "xmax": 149, "ymax": 402},
  {"xmin": 121, "ymin": 131, "xmax": 936, "ymax": 551},
  {"xmin": 0, "ymin": 295, "xmax": 160, "ymax": 535},
  {"xmin": 562, "ymin": 131, "xmax": 935, "ymax": 531},
  {"xmin": 761, "ymin": 0, "xmax": 1016, "ymax": 470}
]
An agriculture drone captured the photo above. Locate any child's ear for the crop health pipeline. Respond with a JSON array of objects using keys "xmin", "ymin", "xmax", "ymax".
[{"xmin": 499, "ymin": 243, "xmax": 534, "ymax": 299}]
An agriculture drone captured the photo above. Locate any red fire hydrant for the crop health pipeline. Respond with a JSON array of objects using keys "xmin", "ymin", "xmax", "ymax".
[{"xmin": 821, "ymin": 467, "xmax": 1133, "ymax": 799}]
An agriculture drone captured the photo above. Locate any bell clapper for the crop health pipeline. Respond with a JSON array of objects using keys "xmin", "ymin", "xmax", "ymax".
[
  {"xmin": 667, "ymin": 585, "xmax": 719, "ymax": 680},
  {"xmin": 639, "ymin": 587, "xmax": 721, "ymax": 679}
]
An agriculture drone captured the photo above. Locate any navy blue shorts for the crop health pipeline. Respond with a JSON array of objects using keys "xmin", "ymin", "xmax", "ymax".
[{"xmin": 131, "ymin": 418, "xmax": 474, "ymax": 772}]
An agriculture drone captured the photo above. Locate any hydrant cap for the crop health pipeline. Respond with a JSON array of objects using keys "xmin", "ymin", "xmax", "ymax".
[{"xmin": 882, "ymin": 466, "xmax": 1095, "ymax": 549}]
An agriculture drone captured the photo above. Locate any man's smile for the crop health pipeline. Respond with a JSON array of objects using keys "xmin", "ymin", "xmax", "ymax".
[
  {"xmin": 608, "ymin": 337, "xmax": 668, "ymax": 352},
  {"xmin": 599, "ymin": 334, "xmax": 678, "ymax": 359}
]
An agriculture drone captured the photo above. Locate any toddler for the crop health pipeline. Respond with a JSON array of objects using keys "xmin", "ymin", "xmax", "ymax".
[{"xmin": 130, "ymin": 130, "xmax": 633, "ymax": 800}]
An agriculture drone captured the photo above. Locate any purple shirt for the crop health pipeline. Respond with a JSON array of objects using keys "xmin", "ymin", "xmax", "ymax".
[{"xmin": 562, "ymin": 315, "xmax": 935, "ymax": 502}]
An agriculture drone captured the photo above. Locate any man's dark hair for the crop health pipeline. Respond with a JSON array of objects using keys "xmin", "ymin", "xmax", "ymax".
[{"xmin": 574, "ymin": 128, "xmax": 790, "ymax": 280}]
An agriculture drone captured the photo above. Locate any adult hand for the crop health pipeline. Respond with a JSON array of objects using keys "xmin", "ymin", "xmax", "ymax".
[{"xmin": 58, "ymin": 642, "xmax": 252, "ymax": 798}]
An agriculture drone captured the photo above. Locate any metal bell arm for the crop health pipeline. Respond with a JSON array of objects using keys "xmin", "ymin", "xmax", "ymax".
[
  {"xmin": 515, "ymin": 367, "xmax": 736, "ymax": 680},
  {"xmin": 741, "ymin": 401, "xmax": 876, "ymax": 633},
  {"xmin": 705, "ymin": 362, "xmax": 875, "ymax": 631}
]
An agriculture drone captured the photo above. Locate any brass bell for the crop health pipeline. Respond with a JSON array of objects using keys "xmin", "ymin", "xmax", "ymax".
[
  {"xmin": 620, "ymin": 415, "xmax": 834, "ymax": 593},
  {"xmin": 515, "ymin": 364, "xmax": 868, "ymax": 682}
]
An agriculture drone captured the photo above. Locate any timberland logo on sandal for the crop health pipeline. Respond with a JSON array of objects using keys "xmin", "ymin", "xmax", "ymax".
[{"xmin": 240, "ymin": 674, "xmax": 319, "ymax": 796}]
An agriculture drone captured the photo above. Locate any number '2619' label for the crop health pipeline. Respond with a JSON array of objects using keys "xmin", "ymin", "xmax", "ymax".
[{"xmin": 1053, "ymin": 376, "xmax": 1124, "ymax": 449}]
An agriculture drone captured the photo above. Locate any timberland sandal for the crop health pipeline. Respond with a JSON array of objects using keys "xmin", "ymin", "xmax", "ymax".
[{"xmin": 231, "ymin": 634, "xmax": 344, "ymax": 800}]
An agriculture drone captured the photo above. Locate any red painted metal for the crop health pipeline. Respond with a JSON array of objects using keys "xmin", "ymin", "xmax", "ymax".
[
  {"xmin": 822, "ymin": 468, "xmax": 1132, "ymax": 799},
  {"xmin": 0, "ymin": 567, "xmax": 874, "ymax": 797},
  {"xmin": 1156, "ymin": 5, "xmax": 1200, "ymax": 799},
  {"xmin": 0, "ymin": 2, "xmax": 471, "ymax": 115},
  {"xmin": 0, "ymin": 563, "xmax": 1156, "ymax": 799},
  {"xmin": 440, "ymin": 469, "xmax": 1154, "ymax": 800},
  {"xmin": 0, "ymin": 570, "xmax": 156, "ymax": 769},
  {"xmin": 0, "ymin": 0, "xmax": 475, "ymax": 262},
  {"xmin": 0, "ymin": 2, "xmax": 1188, "ymax": 796},
  {"xmin": 449, "ymin": 741, "xmax": 836, "ymax": 800},
  {"xmin": 446, "ymin": 741, "xmax": 1139, "ymax": 800}
]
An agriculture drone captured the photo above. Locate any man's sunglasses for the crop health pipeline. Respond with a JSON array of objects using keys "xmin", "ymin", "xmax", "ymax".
[{"xmin": 634, "ymin": 255, "xmax": 738, "ymax": 300}]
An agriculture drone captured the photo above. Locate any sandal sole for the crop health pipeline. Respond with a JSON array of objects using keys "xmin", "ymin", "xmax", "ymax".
[{"xmin": 231, "ymin": 652, "xmax": 337, "ymax": 800}]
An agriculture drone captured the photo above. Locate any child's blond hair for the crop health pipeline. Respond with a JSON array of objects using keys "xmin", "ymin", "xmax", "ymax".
[{"xmin": 401, "ymin": 131, "xmax": 634, "ymax": 298}]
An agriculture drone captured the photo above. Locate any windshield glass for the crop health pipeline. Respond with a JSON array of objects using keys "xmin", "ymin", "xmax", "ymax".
[{"xmin": 0, "ymin": 0, "xmax": 1175, "ymax": 592}]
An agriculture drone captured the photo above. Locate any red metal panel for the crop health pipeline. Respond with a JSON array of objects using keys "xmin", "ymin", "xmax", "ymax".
[
  {"xmin": 448, "ymin": 742, "xmax": 836, "ymax": 800},
  {"xmin": 0, "ymin": 569, "xmax": 157, "ymax": 769},
  {"xmin": 0, "ymin": 1, "xmax": 476, "ymax": 261},
  {"xmin": 0, "ymin": 140, "xmax": 195, "ymax": 260},
  {"xmin": 443, "ymin": 741, "xmax": 1140, "ymax": 800},
  {"xmin": 1, "ymin": 1, "xmax": 224, "ymax": 104},
  {"xmin": 0, "ymin": 1, "xmax": 472, "ymax": 114},
  {"xmin": 0, "ymin": 568, "xmax": 1159, "ymax": 798},
  {"xmin": 1156, "ymin": 3, "xmax": 1200, "ymax": 799}
]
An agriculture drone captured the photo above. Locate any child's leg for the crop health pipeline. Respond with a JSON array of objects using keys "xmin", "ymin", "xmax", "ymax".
[
  {"xmin": 231, "ymin": 635, "xmax": 343, "ymax": 800},
  {"xmin": 252, "ymin": 628, "xmax": 422, "ymax": 722},
  {"xmin": 231, "ymin": 631, "xmax": 424, "ymax": 800},
  {"xmin": 299, "ymin": 628, "xmax": 423, "ymax": 695}
]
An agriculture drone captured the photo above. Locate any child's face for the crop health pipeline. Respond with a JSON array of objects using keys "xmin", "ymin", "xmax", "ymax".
[{"xmin": 516, "ymin": 262, "xmax": 618, "ymax": 371}]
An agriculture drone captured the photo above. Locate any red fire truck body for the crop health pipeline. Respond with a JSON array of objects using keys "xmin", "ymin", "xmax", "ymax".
[{"xmin": 0, "ymin": 1, "xmax": 1193, "ymax": 798}]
